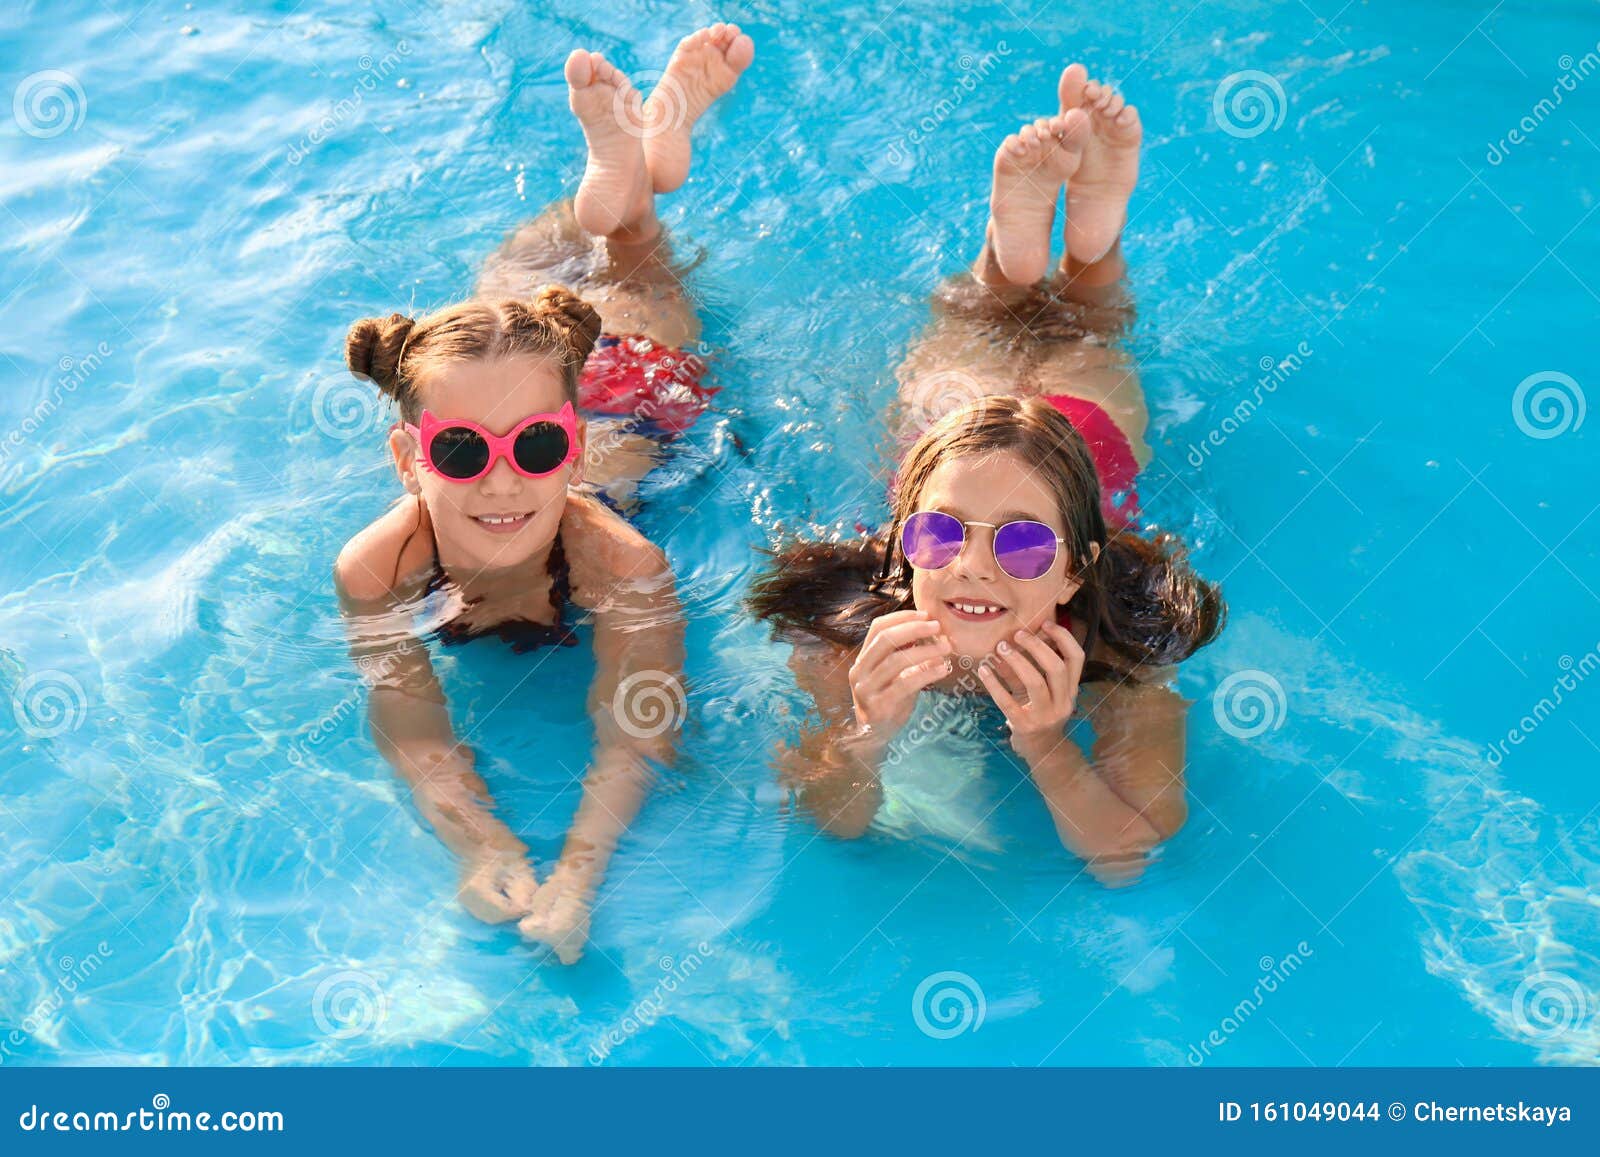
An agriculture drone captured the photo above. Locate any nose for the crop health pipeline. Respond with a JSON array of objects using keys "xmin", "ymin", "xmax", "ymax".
[
  {"xmin": 477, "ymin": 451, "xmax": 524, "ymax": 496},
  {"xmin": 949, "ymin": 523, "xmax": 998, "ymax": 583}
]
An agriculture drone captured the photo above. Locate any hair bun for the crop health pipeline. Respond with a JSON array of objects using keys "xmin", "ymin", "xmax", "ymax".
[
  {"xmin": 345, "ymin": 313, "xmax": 416, "ymax": 395},
  {"xmin": 532, "ymin": 285, "xmax": 603, "ymax": 364}
]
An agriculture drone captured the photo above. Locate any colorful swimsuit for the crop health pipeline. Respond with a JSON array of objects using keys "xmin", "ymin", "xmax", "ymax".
[
  {"xmin": 1040, "ymin": 394, "xmax": 1142, "ymax": 530},
  {"xmin": 576, "ymin": 333, "xmax": 716, "ymax": 440}
]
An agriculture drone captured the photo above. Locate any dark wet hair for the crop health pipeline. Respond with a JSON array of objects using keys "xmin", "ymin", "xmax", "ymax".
[{"xmin": 344, "ymin": 285, "xmax": 602, "ymax": 421}]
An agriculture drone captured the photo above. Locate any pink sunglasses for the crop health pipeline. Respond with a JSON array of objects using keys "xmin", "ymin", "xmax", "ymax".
[{"xmin": 400, "ymin": 403, "xmax": 578, "ymax": 483}]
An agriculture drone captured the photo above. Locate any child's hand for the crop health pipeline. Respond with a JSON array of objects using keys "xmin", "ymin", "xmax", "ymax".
[
  {"xmin": 848, "ymin": 610, "xmax": 953, "ymax": 738},
  {"xmin": 458, "ymin": 852, "xmax": 541, "ymax": 924},
  {"xmin": 976, "ymin": 621, "xmax": 1085, "ymax": 760},
  {"xmin": 519, "ymin": 870, "xmax": 591, "ymax": 964}
]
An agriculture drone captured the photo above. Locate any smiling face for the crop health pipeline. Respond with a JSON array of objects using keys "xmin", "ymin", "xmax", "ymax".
[
  {"xmin": 388, "ymin": 353, "xmax": 584, "ymax": 571},
  {"xmin": 906, "ymin": 450, "xmax": 1082, "ymax": 663}
]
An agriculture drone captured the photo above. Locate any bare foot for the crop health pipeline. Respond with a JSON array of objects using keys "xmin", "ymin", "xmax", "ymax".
[
  {"xmin": 641, "ymin": 22, "xmax": 755, "ymax": 194},
  {"xmin": 567, "ymin": 49, "xmax": 657, "ymax": 242},
  {"xmin": 518, "ymin": 871, "xmax": 591, "ymax": 964},
  {"xmin": 1057, "ymin": 63, "xmax": 1141, "ymax": 264},
  {"xmin": 458, "ymin": 853, "xmax": 541, "ymax": 924},
  {"xmin": 986, "ymin": 112, "xmax": 1090, "ymax": 286}
]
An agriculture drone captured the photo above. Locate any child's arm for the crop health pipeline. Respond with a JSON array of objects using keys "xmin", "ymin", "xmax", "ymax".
[
  {"xmin": 520, "ymin": 506, "xmax": 685, "ymax": 961},
  {"xmin": 773, "ymin": 641, "xmax": 888, "ymax": 838},
  {"xmin": 1079, "ymin": 679, "xmax": 1189, "ymax": 841},
  {"xmin": 980, "ymin": 622, "xmax": 1179, "ymax": 885},
  {"xmin": 334, "ymin": 541, "xmax": 539, "ymax": 924}
]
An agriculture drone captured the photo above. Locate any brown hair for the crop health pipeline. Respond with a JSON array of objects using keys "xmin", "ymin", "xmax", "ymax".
[
  {"xmin": 344, "ymin": 285, "xmax": 602, "ymax": 419},
  {"xmin": 748, "ymin": 396, "xmax": 1225, "ymax": 680}
]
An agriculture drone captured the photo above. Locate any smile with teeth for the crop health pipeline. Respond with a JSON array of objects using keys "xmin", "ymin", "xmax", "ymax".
[
  {"xmin": 471, "ymin": 511, "xmax": 534, "ymax": 533},
  {"xmin": 945, "ymin": 597, "xmax": 1006, "ymax": 621}
]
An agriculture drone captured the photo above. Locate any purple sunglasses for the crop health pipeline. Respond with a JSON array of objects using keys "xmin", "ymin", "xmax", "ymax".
[{"xmin": 901, "ymin": 510, "xmax": 1066, "ymax": 581}]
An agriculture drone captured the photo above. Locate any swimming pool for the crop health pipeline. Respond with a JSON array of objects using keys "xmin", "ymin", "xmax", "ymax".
[{"xmin": 2, "ymin": 0, "xmax": 1597, "ymax": 1066}]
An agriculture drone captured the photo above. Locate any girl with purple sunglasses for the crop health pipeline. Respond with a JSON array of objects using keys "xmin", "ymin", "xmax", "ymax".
[
  {"xmin": 750, "ymin": 66, "xmax": 1225, "ymax": 885},
  {"xmin": 334, "ymin": 25, "xmax": 753, "ymax": 961}
]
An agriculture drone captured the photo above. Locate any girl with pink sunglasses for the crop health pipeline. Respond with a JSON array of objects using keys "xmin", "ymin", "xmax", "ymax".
[
  {"xmin": 334, "ymin": 25, "xmax": 754, "ymax": 962},
  {"xmin": 751, "ymin": 66, "xmax": 1225, "ymax": 885}
]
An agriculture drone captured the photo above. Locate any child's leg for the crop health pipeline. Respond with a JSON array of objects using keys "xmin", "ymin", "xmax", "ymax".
[
  {"xmin": 476, "ymin": 27, "xmax": 753, "ymax": 346},
  {"xmin": 1026, "ymin": 66, "xmax": 1150, "ymax": 464},
  {"xmin": 893, "ymin": 112, "xmax": 1088, "ymax": 442},
  {"xmin": 476, "ymin": 27, "xmax": 752, "ymax": 503}
]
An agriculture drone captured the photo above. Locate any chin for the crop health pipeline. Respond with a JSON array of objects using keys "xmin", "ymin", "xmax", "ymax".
[
  {"xmin": 449, "ymin": 515, "xmax": 553, "ymax": 569},
  {"xmin": 933, "ymin": 610, "xmax": 1008, "ymax": 657}
]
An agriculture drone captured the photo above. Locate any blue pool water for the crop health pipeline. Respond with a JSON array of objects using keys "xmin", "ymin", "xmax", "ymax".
[{"xmin": 2, "ymin": 0, "xmax": 1598, "ymax": 1066}]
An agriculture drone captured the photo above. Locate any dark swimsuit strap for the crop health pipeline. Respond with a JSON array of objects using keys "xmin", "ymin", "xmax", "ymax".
[{"xmin": 422, "ymin": 504, "xmax": 576, "ymax": 652}]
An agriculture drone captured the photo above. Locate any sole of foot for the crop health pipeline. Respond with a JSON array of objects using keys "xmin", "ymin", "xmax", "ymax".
[
  {"xmin": 1057, "ymin": 62, "xmax": 1142, "ymax": 264},
  {"xmin": 642, "ymin": 22, "xmax": 755, "ymax": 194},
  {"xmin": 567, "ymin": 48, "xmax": 657, "ymax": 242},
  {"xmin": 988, "ymin": 111, "xmax": 1090, "ymax": 286}
]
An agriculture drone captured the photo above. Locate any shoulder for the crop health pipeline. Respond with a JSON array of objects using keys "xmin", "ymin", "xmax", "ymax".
[
  {"xmin": 334, "ymin": 498, "xmax": 433, "ymax": 604},
  {"xmin": 561, "ymin": 490, "xmax": 674, "ymax": 607}
]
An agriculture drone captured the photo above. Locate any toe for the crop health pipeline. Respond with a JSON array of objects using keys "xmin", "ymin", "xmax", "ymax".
[
  {"xmin": 1062, "ymin": 107, "xmax": 1092, "ymax": 145},
  {"xmin": 564, "ymin": 48, "xmax": 591, "ymax": 87},
  {"xmin": 1058, "ymin": 62, "xmax": 1088, "ymax": 109},
  {"xmin": 728, "ymin": 31, "xmax": 755, "ymax": 71}
]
